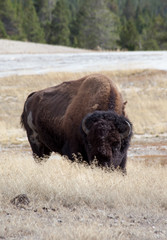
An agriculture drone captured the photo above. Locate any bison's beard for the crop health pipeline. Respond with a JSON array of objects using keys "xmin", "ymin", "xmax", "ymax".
[{"xmin": 86, "ymin": 146, "xmax": 123, "ymax": 169}]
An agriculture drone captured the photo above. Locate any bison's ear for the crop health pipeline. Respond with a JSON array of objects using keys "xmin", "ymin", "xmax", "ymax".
[
  {"xmin": 116, "ymin": 119, "xmax": 132, "ymax": 139},
  {"xmin": 82, "ymin": 111, "xmax": 105, "ymax": 135},
  {"xmin": 121, "ymin": 121, "xmax": 132, "ymax": 139},
  {"xmin": 82, "ymin": 117, "xmax": 90, "ymax": 135},
  {"xmin": 82, "ymin": 112, "xmax": 98, "ymax": 135}
]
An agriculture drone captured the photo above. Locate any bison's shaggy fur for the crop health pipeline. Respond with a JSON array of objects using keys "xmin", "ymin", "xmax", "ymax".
[{"xmin": 21, "ymin": 74, "xmax": 132, "ymax": 172}]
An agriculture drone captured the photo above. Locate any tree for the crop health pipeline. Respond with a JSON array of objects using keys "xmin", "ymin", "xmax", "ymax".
[
  {"xmin": 0, "ymin": 0, "xmax": 166, "ymax": 50},
  {"xmin": 68, "ymin": 0, "xmax": 83, "ymax": 17},
  {"xmin": 12, "ymin": 0, "xmax": 27, "ymax": 40},
  {"xmin": 34, "ymin": 0, "xmax": 56, "ymax": 22},
  {"xmin": 48, "ymin": 0, "xmax": 71, "ymax": 46},
  {"xmin": 0, "ymin": 0, "xmax": 21, "ymax": 38},
  {"xmin": 0, "ymin": 20, "xmax": 8, "ymax": 38},
  {"xmin": 22, "ymin": 0, "xmax": 45, "ymax": 42},
  {"xmin": 107, "ymin": 0, "xmax": 119, "ymax": 14},
  {"xmin": 34, "ymin": 0, "xmax": 57, "ymax": 41},
  {"xmin": 142, "ymin": 39, "xmax": 159, "ymax": 50},
  {"xmin": 153, "ymin": 15, "xmax": 167, "ymax": 49},
  {"xmin": 76, "ymin": 0, "xmax": 120, "ymax": 49},
  {"xmin": 123, "ymin": 0, "xmax": 136, "ymax": 20},
  {"xmin": 119, "ymin": 18, "xmax": 139, "ymax": 50},
  {"xmin": 136, "ymin": 14, "xmax": 146, "ymax": 35}
]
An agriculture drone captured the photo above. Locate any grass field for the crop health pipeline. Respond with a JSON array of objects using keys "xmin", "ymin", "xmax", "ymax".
[
  {"xmin": 0, "ymin": 69, "xmax": 167, "ymax": 239},
  {"xmin": 0, "ymin": 69, "xmax": 167, "ymax": 146},
  {"xmin": 0, "ymin": 151, "xmax": 167, "ymax": 240}
]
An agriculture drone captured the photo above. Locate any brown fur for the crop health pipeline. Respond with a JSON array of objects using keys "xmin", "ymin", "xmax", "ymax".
[
  {"xmin": 21, "ymin": 74, "xmax": 131, "ymax": 171},
  {"xmin": 62, "ymin": 74, "xmax": 124, "ymax": 144}
]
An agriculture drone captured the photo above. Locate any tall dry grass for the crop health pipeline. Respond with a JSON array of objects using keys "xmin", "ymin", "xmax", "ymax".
[
  {"xmin": 0, "ymin": 70, "xmax": 167, "ymax": 146},
  {"xmin": 1, "ymin": 69, "xmax": 167, "ymax": 239},
  {"xmin": 1, "ymin": 151, "xmax": 167, "ymax": 210},
  {"xmin": 0, "ymin": 151, "xmax": 167, "ymax": 239}
]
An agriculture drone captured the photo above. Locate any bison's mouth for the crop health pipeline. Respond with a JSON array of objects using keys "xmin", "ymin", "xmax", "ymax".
[
  {"xmin": 98, "ymin": 159, "xmax": 110, "ymax": 167},
  {"xmin": 98, "ymin": 160, "xmax": 123, "ymax": 171},
  {"xmin": 93, "ymin": 156, "xmax": 112, "ymax": 168},
  {"xmin": 95, "ymin": 154, "xmax": 123, "ymax": 169},
  {"xmin": 87, "ymin": 147, "xmax": 121, "ymax": 169}
]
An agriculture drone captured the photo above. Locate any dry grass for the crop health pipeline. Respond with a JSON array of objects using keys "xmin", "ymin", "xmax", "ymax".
[
  {"xmin": 0, "ymin": 69, "xmax": 167, "ymax": 146},
  {"xmin": 0, "ymin": 69, "xmax": 167, "ymax": 239},
  {"xmin": 0, "ymin": 151, "xmax": 167, "ymax": 240},
  {"xmin": 1, "ymin": 151, "xmax": 166, "ymax": 210},
  {"xmin": 103, "ymin": 69, "xmax": 167, "ymax": 134}
]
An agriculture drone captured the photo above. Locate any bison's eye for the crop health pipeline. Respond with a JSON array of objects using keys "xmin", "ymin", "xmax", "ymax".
[
  {"xmin": 88, "ymin": 143, "xmax": 92, "ymax": 149},
  {"xmin": 112, "ymin": 141, "xmax": 119, "ymax": 147}
]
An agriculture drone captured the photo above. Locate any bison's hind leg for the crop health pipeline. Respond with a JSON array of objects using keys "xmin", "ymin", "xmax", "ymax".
[
  {"xmin": 25, "ymin": 111, "xmax": 52, "ymax": 161},
  {"xmin": 33, "ymin": 145, "xmax": 52, "ymax": 162},
  {"xmin": 28, "ymin": 136, "xmax": 52, "ymax": 162}
]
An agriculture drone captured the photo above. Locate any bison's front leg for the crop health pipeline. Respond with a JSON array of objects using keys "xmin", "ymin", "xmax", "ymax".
[
  {"xmin": 62, "ymin": 141, "xmax": 73, "ymax": 160},
  {"xmin": 119, "ymin": 154, "xmax": 127, "ymax": 175},
  {"xmin": 62, "ymin": 140, "xmax": 80, "ymax": 160},
  {"xmin": 62, "ymin": 140, "xmax": 87, "ymax": 163}
]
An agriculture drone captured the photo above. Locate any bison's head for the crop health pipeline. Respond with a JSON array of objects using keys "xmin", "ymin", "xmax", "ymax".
[{"xmin": 81, "ymin": 111, "xmax": 132, "ymax": 169}]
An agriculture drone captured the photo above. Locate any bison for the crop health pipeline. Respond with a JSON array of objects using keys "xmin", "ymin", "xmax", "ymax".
[{"xmin": 21, "ymin": 74, "xmax": 132, "ymax": 173}]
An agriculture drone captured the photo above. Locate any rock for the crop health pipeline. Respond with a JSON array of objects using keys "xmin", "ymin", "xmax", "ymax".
[{"xmin": 10, "ymin": 194, "xmax": 30, "ymax": 208}]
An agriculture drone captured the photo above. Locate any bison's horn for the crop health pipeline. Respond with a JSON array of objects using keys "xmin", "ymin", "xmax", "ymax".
[
  {"xmin": 82, "ymin": 117, "xmax": 90, "ymax": 135},
  {"xmin": 121, "ymin": 121, "xmax": 131, "ymax": 139}
]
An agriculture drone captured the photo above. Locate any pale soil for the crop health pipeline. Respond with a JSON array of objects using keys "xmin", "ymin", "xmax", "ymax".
[
  {"xmin": 1, "ymin": 197, "xmax": 167, "ymax": 240},
  {"xmin": 0, "ymin": 39, "xmax": 90, "ymax": 54}
]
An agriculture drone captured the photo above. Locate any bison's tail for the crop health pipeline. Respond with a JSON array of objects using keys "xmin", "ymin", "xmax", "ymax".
[
  {"xmin": 20, "ymin": 91, "xmax": 36, "ymax": 130},
  {"xmin": 20, "ymin": 111, "xmax": 25, "ymax": 129}
]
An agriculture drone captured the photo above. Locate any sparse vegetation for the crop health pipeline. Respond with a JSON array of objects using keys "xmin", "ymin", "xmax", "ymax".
[{"xmin": 0, "ymin": 69, "xmax": 167, "ymax": 239}]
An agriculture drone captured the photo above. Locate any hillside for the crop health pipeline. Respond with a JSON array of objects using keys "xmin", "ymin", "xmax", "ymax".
[
  {"xmin": 0, "ymin": 39, "xmax": 89, "ymax": 54},
  {"xmin": 0, "ymin": 0, "xmax": 167, "ymax": 50}
]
